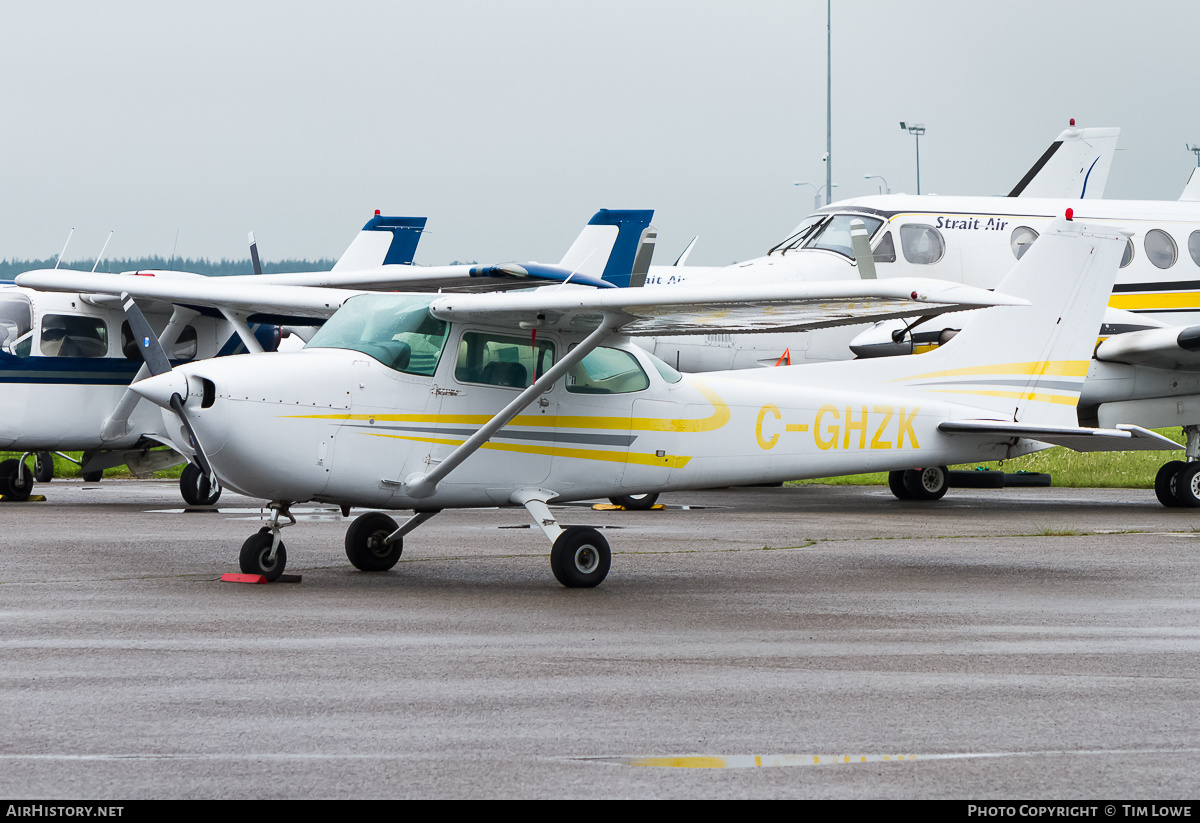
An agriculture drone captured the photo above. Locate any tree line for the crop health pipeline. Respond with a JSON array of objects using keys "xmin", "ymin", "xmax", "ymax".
[{"xmin": 0, "ymin": 256, "xmax": 338, "ymax": 280}]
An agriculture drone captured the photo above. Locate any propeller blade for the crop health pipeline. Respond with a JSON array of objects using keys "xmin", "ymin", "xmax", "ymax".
[
  {"xmin": 849, "ymin": 219, "xmax": 877, "ymax": 280},
  {"xmin": 121, "ymin": 293, "xmax": 216, "ymax": 480},
  {"xmin": 249, "ymin": 231, "xmax": 262, "ymax": 275},
  {"xmin": 121, "ymin": 293, "xmax": 172, "ymax": 376}
]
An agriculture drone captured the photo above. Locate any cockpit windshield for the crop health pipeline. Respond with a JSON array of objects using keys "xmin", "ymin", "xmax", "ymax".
[
  {"xmin": 0, "ymin": 293, "xmax": 33, "ymax": 357},
  {"xmin": 305, "ymin": 294, "xmax": 448, "ymax": 375},
  {"xmin": 769, "ymin": 213, "xmax": 885, "ymax": 258}
]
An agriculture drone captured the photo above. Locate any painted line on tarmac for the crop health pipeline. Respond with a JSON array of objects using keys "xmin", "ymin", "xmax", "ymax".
[{"xmin": 582, "ymin": 747, "xmax": 1200, "ymax": 768}]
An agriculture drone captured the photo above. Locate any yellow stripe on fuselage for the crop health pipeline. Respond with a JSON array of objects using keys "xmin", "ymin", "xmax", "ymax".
[
  {"xmin": 924, "ymin": 388, "xmax": 1080, "ymax": 406},
  {"xmin": 1109, "ymin": 292, "xmax": 1200, "ymax": 311}
]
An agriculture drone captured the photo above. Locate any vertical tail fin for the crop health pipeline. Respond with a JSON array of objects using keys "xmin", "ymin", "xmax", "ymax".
[
  {"xmin": 558, "ymin": 209, "xmax": 654, "ymax": 287},
  {"xmin": 332, "ymin": 214, "xmax": 428, "ymax": 271},
  {"xmin": 888, "ymin": 215, "xmax": 1127, "ymax": 425},
  {"xmin": 1008, "ymin": 125, "xmax": 1119, "ymax": 199}
]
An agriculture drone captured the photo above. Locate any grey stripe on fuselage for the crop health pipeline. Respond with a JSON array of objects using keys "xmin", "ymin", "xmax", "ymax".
[
  {"xmin": 909, "ymin": 378, "xmax": 1083, "ymax": 392},
  {"xmin": 349, "ymin": 423, "xmax": 638, "ymax": 447}
]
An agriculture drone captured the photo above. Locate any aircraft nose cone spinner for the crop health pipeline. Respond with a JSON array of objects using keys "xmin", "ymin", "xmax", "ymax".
[{"xmin": 130, "ymin": 369, "xmax": 190, "ymax": 409}]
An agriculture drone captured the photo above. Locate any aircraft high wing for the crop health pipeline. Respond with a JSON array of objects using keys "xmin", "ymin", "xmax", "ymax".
[{"xmin": 115, "ymin": 217, "xmax": 1174, "ymax": 588}]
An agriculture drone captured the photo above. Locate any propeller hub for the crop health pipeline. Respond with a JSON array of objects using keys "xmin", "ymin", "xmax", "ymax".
[{"xmin": 130, "ymin": 370, "xmax": 190, "ymax": 410}]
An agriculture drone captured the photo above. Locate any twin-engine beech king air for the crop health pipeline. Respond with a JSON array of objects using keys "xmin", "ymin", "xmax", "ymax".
[
  {"xmin": 70, "ymin": 216, "xmax": 1173, "ymax": 586},
  {"xmin": 5, "ymin": 209, "xmax": 652, "ymax": 504}
]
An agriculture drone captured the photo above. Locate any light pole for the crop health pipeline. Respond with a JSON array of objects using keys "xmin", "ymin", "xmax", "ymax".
[
  {"xmin": 795, "ymin": 181, "xmax": 837, "ymax": 210},
  {"xmin": 900, "ymin": 122, "xmax": 926, "ymax": 194},
  {"xmin": 864, "ymin": 174, "xmax": 890, "ymax": 195},
  {"xmin": 1188, "ymin": 144, "xmax": 1200, "ymax": 167}
]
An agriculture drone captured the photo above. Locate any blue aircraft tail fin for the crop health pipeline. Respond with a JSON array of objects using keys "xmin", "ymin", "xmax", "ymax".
[
  {"xmin": 333, "ymin": 214, "xmax": 428, "ymax": 270},
  {"xmin": 558, "ymin": 209, "xmax": 655, "ymax": 288}
]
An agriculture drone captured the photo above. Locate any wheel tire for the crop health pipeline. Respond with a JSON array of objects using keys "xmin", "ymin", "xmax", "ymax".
[
  {"xmin": 239, "ymin": 532, "xmax": 287, "ymax": 581},
  {"xmin": 0, "ymin": 458, "xmax": 33, "ymax": 501},
  {"xmin": 33, "ymin": 452, "xmax": 54, "ymax": 483},
  {"xmin": 344, "ymin": 512, "xmax": 402, "ymax": 571},
  {"xmin": 550, "ymin": 526, "xmax": 611, "ymax": 588},
  {"xmin": 608, "ymin": 492, "xmax": 660, "ymax": 510},
  {"xmin": 1174, "ymin": 463, "xmax": 1200, "ymax": 508},
  {"xmin": 81, "ymin": 470, "xmax": 103, "ymax": 483},
  {"xmin": 903, "ymin": 466, "xmax": 950, "ymax": 501},
  {"xmin": 888, "ymin": 470, "xmax": 912, "ymax": 500},
  {"xmin": 1155, "ymin": 461, "xmax": 1186, "ymax": 508},
  {"xmin": 179, "ymin": 463, "xmax": 221, "ymax": 506}
]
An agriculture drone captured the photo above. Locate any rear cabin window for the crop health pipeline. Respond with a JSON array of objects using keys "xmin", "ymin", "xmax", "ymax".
[
  {"xmin": 1190, "ymin": 231, "xmax": 1200, "ymax": 267},
  {"xmin": 40, "ymin": 314, "xmax": 108, "ymax": 357},
  {"xmin": 120, "ymin": 321, "xmax": 199, "ymax": 362},
  {"xmin": 565, "ymin": 347, "xmax": 650, "ymax": 394},
  {"xmin": 455, "ymin": 332, "xmax": 555, "ymax": 389},
  {"xmin": 0, "ymin": 294, "xmax": 33, "ymax": 357},
  {"xmin": 1120, "ymin": 239, "xmax": 1135, "ymax": 268},
  {"xmin": 899, "ymin": 224, "xmax": 945, "ymax": 264}
]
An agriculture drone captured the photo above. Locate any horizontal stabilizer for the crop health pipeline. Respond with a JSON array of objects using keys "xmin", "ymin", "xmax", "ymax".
[{"xmin": 938, "ymin": 420, "xmax": 1179, "ymax": 452}]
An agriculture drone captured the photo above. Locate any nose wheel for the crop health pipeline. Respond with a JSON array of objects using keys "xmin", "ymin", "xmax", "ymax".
[
  {"xmin": 180, "ymin": 463, "xmax": 222, "ymax": 506},
  {"xmin": 239, "ymin": 532, "xmax": 288, "ymax": 581}
]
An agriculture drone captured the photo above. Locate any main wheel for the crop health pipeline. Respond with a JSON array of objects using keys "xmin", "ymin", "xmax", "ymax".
[
  {"xmin": 608, "ymin": 492, "xmax": 660, "ymax": 510},
  {"xmin": 344, "ymin": 512, "xmax": 402, "ymax": 571},
  {"xmin": 33, "ymin": 452, "xmax": 54, "ymax": 483},
  {"xmin": 81, "ymin": 470, "xmax": 102, "ymax": 483},
  {"xmin": 888, "ymin": 470, "xmax": 912, "ymax": 500},
  {"xmin": 1174, "ymin": 462, "xmax": 1200, "ymax": 508},
  {"xmin": 903, "ymin": 466, "xmax": 950, "ymax": 501},
  {"xmin": 239, "ymin": 532, "xmax": 287, "ymax": 581},
  {"xmin": 550, "ymin": 526, "xmax": 611, "ymax": 588},
  {"xmin": 1155, "ymin": 461, "xmax": 1185, "ymax": 508},
  {"xmin": 0, "ymin": 458, "xmax": 33, "ymax": 501},
  {"xmin": 180, "ymin": 462, "xmax": 221, "ymax": 506}
]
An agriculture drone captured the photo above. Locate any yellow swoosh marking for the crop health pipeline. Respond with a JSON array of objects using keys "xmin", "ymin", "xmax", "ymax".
[{"xmin": 894, "ymin": 360, "xmax": 1090, "ymax": 381}]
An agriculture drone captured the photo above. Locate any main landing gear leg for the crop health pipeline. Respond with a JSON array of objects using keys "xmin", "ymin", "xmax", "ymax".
[
  {"xmin": 239, "ymin": 502, "xmax": 295, "ymax": 581},
  {"xmin": 514, "ymin": 489, "xmax": 611, "ymax": 588},
  {"xmin": 1157, "ymin": 426, "xmax": 1200, "ymax": 508}
]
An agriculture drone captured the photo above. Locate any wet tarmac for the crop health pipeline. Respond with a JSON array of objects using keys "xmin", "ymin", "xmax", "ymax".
[{"xmin": 2, "ymin": 480, "xmax": 1199, "ymax": 798}]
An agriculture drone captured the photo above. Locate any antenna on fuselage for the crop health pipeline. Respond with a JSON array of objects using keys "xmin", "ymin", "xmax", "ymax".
[
  {"xmin": 53, "ymin": 228, "xmax": 74, "ymax": 270},
  {"xmin": 168, "ymin": 228, "xmax": 180, "ymax": 270},
  {"xmin": 91, "ymin": 231, "xmax": 114, "ymax": 273}
]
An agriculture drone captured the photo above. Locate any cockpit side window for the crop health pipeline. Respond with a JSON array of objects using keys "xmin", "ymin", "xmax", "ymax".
[
  {"xmin": 872, "ymin": 232, "xmax": 896, "ymax": 263},
  {"xmin": 0, "ymin": 294, "xmax": 33, "ymax": 357},
  {"xmin": 40, "ymin": 314, "xmax": 108, "ymax": 358},
  {"xmin": 455, "ymin": 332, "xmax": 555, "ymax": 389},
  {"xmin": 803, "ymin": 215, "xmax": 885, "ymax": 257},
  {"xmin": 305, "ymin": 294, "xmax": 448, "ymax": 375},
  {"xmin": 899, "ymin": 224, "xmax": 946, "ymax": 265}
]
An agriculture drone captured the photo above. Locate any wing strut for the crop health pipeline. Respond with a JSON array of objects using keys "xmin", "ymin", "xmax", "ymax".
[{"xmin": 402, "ymin": 315, "xmax": 623, "ymax": 499}]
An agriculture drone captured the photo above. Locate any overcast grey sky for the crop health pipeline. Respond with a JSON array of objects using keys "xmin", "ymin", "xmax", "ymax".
[{"xmin": 1, "ymin": 0, "xmax": 1197, "ymax": 268}]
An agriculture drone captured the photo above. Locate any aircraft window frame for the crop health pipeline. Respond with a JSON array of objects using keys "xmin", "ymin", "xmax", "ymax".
[
  {"xmin": 564, "ymin": 346, "xmax": 651, "ymax": 395},
  {"xmin": 1010, "ymin": 226, "xmax": 1039, "ymax": 260},
  {"xmin": 38, "ymin": 313, "xmax": 109, "ymax": 358},
  {"xmin": 898, "ymin": 223, "xmax": 946, "ymax": 265},
  {"xmin": 304, "ymin": 294, "xmax": 449, "ymax": 376},
  {"xmin": 643, "ymin": 349, "xmax": 684, "ymax": 384},
  {"xmin": 1144, "ymin": 229, "xmax": 1178, "ymax": 270},
  {"xmin": 872, "ymin": 231, "xmax": 897, "ymax": 263},
  {"xmin": 0, "ymin": 293, "xmax": 33, "ymax": 358},
  {"xmin": 802, "ymin": 215, "xmax": 885, "ymax": 258},
  {"xmin": 1120, "ymin": 238, "xmax": 1135, "ymax": 268},
  {"xmin": 1189, "ymin": 231, "xmax": 1200, "ymax": 268},
  {"xmin": 453, "ymin": 331, "xmax": 556, "ymax": 390}
]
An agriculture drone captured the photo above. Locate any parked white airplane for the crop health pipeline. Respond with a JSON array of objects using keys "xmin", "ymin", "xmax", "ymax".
[
  {"xmin": 3, "ymin": 209, "xmax": 650, "ymax": 504},
  {"xmin": 34, "ymin": 216, "xmax": 1175, "ymax": 585}
]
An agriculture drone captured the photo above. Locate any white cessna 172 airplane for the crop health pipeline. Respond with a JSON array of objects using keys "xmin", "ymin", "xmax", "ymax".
[
  {"xmin": 3, "ymin": 209, "xmax": 652, "ymax": 504},
  {"xmin": 27, "ymin": 215, "xmax": 1175, "ymax": 586}
]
